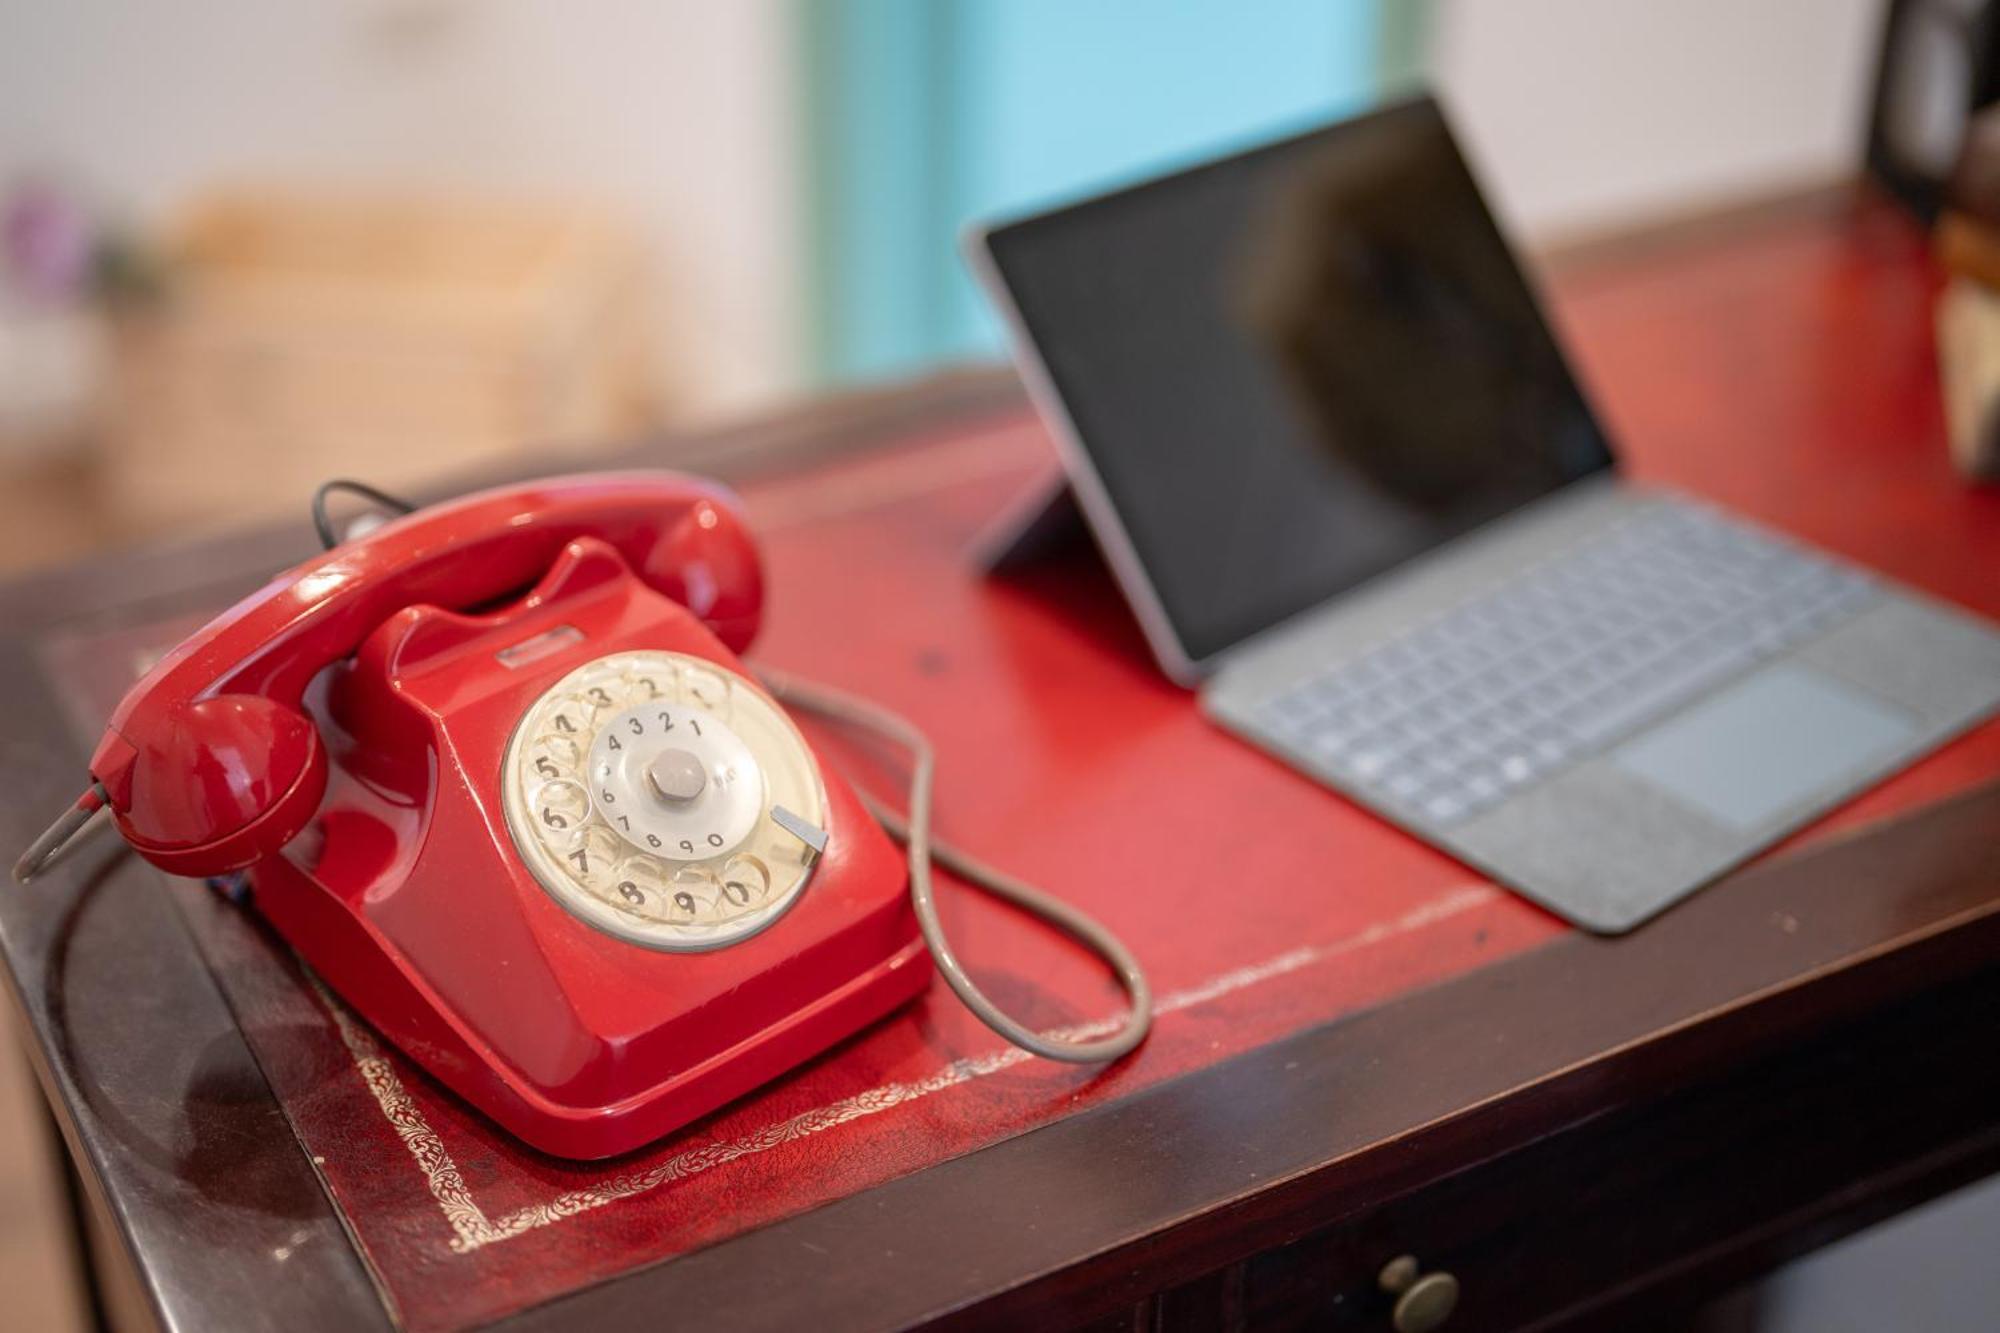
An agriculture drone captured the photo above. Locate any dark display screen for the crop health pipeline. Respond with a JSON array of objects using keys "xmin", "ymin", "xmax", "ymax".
[{"xmin": 982, "ymin": 97, "xmax": 1617, "ymax": 667}]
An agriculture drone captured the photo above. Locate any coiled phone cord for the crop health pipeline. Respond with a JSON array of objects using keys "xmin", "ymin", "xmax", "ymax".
[{"xmin": 758, "ymin": 666, "xmax": 1153, "ymax": 1064}]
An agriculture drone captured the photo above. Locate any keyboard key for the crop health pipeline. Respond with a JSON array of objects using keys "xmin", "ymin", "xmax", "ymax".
[
  {"xmin": 1421, "ymin": 793, "xmax": 1466, "ymax": 822},
  {"xmin": 1383, "ymin": 769, "xmax": 1426, "ymax": 801},
  {"xmin": 1346, "ymin": 748, "xmax": 1392, "ymax": 780},
  {"xmin": 1304, "ymin": 723, "xmax": 1356, "ymax": 758}
]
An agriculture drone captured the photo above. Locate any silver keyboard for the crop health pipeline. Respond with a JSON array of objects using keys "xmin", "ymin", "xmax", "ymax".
[{"xmin": 1255, "ymin": 502, "xmax": 1881, "ymax": 827}]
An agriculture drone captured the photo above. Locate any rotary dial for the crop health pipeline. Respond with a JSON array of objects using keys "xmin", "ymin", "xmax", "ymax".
[{"xmin": 501, "ymin": 650, "xmax": 828, "ymax": 950}]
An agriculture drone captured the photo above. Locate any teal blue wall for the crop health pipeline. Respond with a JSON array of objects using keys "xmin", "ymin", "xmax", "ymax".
[{"xmin": 805, "ymin": 1, "xmax": 1391, "ymax": 385}]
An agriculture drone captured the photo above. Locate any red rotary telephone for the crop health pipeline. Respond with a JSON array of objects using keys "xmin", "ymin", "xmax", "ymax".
[{"xmin": 19, "ymin": 474, "xmax": 937, "ymax": 1158}]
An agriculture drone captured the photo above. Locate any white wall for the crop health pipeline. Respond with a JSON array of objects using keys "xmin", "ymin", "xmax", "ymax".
[
  {"xmin": 0, "ymin": 0, "xmax": 803, "ymax": 419},
  {"xmin": 1431, "ymin": 0, "xmax": 1887, "ymax": 240},
  {"xmin": 0, "ymin": 0, "xmax": 1897, "ymax": 424}
]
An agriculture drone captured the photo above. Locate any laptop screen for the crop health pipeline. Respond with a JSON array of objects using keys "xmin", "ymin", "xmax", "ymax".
[{"xmin": 980, "ymin": 97, "xmax": 1617, "ymax": 671}]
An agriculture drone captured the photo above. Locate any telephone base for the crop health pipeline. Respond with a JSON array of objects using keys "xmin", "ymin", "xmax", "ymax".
[
  {"xmin": 257, "ymin": 844, "xmax": 932, "ymax": 1160},
  {"xmin": 257, "ymin": 559, "xmax": 929, "ymax": 1160}
]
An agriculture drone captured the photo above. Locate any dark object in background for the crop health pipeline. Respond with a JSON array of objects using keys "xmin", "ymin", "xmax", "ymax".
[{"xmin": 1865, "ymin": 0, "xmax": 2000, "ymax": 220}]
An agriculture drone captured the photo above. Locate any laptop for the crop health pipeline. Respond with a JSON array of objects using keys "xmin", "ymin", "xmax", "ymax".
[{"xmin": 967, "ymin": 95, "xmax": 2000, "ymax": 932}]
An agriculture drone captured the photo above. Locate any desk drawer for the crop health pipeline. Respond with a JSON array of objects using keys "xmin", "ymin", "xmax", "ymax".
[{"xmin": 1141, "ymin": 965, "xmax": 2000, "ymax": 1332}]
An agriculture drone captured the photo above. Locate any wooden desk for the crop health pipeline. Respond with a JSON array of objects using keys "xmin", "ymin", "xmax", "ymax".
[{"xmin": 0, "ymin": 188, "xmax": 1995, "ymax": 1332}]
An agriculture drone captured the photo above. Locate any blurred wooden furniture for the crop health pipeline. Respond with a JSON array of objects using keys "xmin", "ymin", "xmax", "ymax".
[
  {"xmin": 0, "ymin": 187, "xmax": 1996, "ymax": 1332},
  {"xmin": 0, "ymin": 307, "xmax": 113, "ymax": 576},
  {"xmin": 1936, "ymin": 188, "xmax": 2000, "ymax": 478},
  {"xmin": 102, "ymin": 189, "xmax": 656, "ymax": 533}
]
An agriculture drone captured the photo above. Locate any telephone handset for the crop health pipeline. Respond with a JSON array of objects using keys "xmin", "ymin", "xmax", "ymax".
[{"xmin": 18, "ymin": 472, "xmax": 1148, "ymax": 1158}]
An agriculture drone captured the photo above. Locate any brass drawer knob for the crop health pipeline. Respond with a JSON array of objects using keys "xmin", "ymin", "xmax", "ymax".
[{"xmin": 1378, "ymin": 1254, "xmax": 1460, "ymax": 1333}]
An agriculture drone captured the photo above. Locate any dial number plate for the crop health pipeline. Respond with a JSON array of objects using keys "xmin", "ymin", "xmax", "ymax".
[{"xmin": 501, "ymin": 651, "xmax": 829, "ymax": 950}]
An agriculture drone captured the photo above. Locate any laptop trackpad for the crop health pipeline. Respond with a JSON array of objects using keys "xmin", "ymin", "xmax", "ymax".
[{"xmin": 1611, "ymin": 664, "xmax": 1916, "ymax": 831}]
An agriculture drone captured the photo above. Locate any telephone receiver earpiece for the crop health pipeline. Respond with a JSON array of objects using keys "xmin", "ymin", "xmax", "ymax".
[
  {"xmin": 21, "ymin": 473, "xmax": 761, "ymax": 881},
  {"xmin": 110, "ymin": 692, "xmax": 330, "ymax": 876}
]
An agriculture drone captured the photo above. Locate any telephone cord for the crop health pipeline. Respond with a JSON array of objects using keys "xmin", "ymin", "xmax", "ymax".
[{"xmin": 757, "ymin": 665, "xmax": 1152, "ymax": 1064}]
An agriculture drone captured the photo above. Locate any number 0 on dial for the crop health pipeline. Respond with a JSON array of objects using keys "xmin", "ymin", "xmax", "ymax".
[{"xmin": 501, "ymin": 650, "xmax": 830, "ymax": 950}]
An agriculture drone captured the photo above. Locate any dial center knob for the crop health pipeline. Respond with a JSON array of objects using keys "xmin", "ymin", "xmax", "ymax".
[{"xmin": 645, "ymin": 748, "xmax": 708, "ymax": 804}]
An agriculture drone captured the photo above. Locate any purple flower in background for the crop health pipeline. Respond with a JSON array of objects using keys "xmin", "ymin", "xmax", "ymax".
[{"xmin": 3, "ymin": 180, "xmax": 96, "ymax": 305}]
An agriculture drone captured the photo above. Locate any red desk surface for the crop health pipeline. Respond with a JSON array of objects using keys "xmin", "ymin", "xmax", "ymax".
[{"xmin": 57, "ymin": 195, "xmax": 2000, "ymax": 1332}]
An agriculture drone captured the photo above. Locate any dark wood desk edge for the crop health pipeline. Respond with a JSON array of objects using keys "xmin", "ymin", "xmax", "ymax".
[{"xmin": 504, "ymin": 781, "xmax": 2000, "ymax": 1332}]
